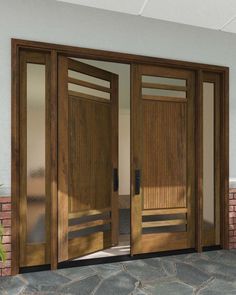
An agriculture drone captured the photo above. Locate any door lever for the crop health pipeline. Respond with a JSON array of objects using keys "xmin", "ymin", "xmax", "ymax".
[
  {"xmin": 113, "ymin": 168, "xmax": 118, "ymax": 192},
  {"xmin": 135, "ymin": 170, "xmax": 141, "ymax": 195}
]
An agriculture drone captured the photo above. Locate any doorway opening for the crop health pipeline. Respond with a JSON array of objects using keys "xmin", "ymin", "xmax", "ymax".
[
  {"xmin": 11, "ymin": 39, "xmax": 229, "ymax": 275},
  {"xmin": 64, "ymin": 58, "xmax": 131, "ymax": 260}
]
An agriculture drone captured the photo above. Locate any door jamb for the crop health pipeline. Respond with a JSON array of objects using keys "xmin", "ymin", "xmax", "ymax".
[{"xmin": 11, "ymin": 38, "xmax": 229, "ymax": 275}]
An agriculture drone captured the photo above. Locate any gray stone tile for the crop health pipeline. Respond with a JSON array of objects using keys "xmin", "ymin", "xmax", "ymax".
[
  {"xmin": 144, "ymin": 281, "xmax": 194, "ymax": 295},
  {"xmin": 175, "ymin": 262, "xmax": 212, "ymax": 287},
  {"xmin": 59, "ymin": 274, "xmax": 100, "ymax": 294},
  {"xmin": 20, "ymin": 271, "xmax": 70, "ymax": 291},
  {"xmin": 123, "ymin": 260, "xmax": 166, "ymax": 282},
  {"xmin": 56, "ymin": 265, "xmax": 95, "ymax": 280},
  {"xmin": 193, "ymin": 258, "xmax": 236, "ymax": 278},
  {"xmin": 0, "ymin": 276, "xmax": 26, "ymax": 295},
  {"xmin": 198, "ymin": 278, "xmax": 236, "ymax": 295},
  {"xmin": 94, "ymin": 271, "xmax": 138, "ymax": 295},
  {"xmin": 91, "ymin": 262, "xmax": 123, "ymax": 278}
]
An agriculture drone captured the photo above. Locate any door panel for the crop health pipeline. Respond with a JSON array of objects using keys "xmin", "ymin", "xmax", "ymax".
[
  {"xmin": 131, "ymin": 64, "xmax": 195, "ymax": 255},
  {"xmin": 58, "ymin": 57, "xmax": 118, "ymax": 262}
]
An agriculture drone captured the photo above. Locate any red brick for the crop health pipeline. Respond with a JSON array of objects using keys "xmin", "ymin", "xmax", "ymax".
[
  {"xmin": 2, "ymin": 219, "xmax": 11, "ymax": 227},
  {"xmin": 229, "ymin": 217, "xmax": 234, "ymax": 225},
  {"xmin": 0, "ymin": 260, "xmax": 11, "ymax": 269},
  {"xmin": 0, "ymin": 212, "xmax": 10, "ymax": 219},
  {"xmin": 229, "ymin": 230, "xmax": 234, "ymax": 236},
  {"xmin": 229, "ymin": 236, "xmax": 236, "ymax": 243},
  {"xmin": 1, "ymin": 268, "xmax": 11, "ymax": 276},
  {"xmin": 2, "ymin": 227, "xmax": 11, "ymax": 235},
  {"xmin": 5, "ymin": 252, "xmax": 11, "ymax": 260},
  {"xmin": 2, "ymin": 236, "xmax": 11, "ymax": 244},
  {"xmin": 229, "ymin": 212, "xmax": 236, "ymax": 218},
  {"xmin": 2, "ymin": 204, "xmax": 11, "ymax": 211},
  {"xmin": 3, "ymin": 244, "xmax": 11, "ymax": 252},
  {"xmin": 0, "ymin": 197, "xmax": 11, "ymax": 203},
  {"xmin": 229, "ymin": 206, "xmax": 234, "ymax": 212}
]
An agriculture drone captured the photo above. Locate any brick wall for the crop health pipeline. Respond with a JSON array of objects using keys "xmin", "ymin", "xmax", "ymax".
[
  {"xmin": 0, "ymin": 197, "xmax": 11, "ymax": 276},
  {"xmin": 229, "ymin": 189, "xmax": 236, "ymax": 249}
]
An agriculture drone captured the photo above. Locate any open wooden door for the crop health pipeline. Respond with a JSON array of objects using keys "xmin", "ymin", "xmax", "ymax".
[
  {"xmin": 58, "ymin": 57, "xmax": 118, "ymax": 262},
  {"xmin": 131, "ymin": 64, "xmax": 196, "ymax": 254}
]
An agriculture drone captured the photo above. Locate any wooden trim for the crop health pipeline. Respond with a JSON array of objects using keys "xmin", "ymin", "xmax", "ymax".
[
  {"xmin": 68, "ymin": 90, "xmax": 110, "ymax": 104},
  {"xmin": 11, "ymin": 38, "xmax": 229, "ymax": 274},
  {"xmin": 222, "ymin": 69, "xmax": 229, "ymax": 249},
  {"xmin": 11, "ymin": 40, "xmax": 20, "ymax": 276},
  {"xmin": 69, "ymin": 208, "xmax": 111, "ymax": 219},
  {"xmin": 142, "ymin": 219, "xmax": 187, "ymax": 228},
  {"xmin": 142, "ymin": 82, "xmax": 187, "ymax": 91},
  {"xmin": 58, "ymin": 56, "xmax": 69, "ymax": 262},
  {"xmin": 142, "ymin": 95, "xmax": 187, "ymax": 103},
  {"xmin": 195, "ymin": 70, "xmax": 203, "ymax": 252},
  {"xmin": 50, "ymin": 50, "xmax": 58, "ymax": 270},
  {"xmin": 68, "ymin": 219, "xmax": 111, "ymax": 232},
  {"xmin": 142, "ymin": 208, "xmax": 187, "ymax": 216},
  {"xmin": 11, "ymin": 39, "xmax": 228, "ymax": 72},
  {"xmin": 68, "ymin": 77, "xmax": 112, "ymax": 93}
]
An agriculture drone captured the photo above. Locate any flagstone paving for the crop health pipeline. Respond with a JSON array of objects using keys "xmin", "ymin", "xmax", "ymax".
[{"xmin": 1, "ymin": 250, "xmax": 236, "ymax": 294}]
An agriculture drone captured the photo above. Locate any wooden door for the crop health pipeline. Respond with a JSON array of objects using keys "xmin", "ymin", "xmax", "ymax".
[
  {"xmin": 58, "ymin": 57, "xmax": 118, "ymax": 262},
  {"xmin": 131, "ymin": 64, "xmax": 195, "ymax": 254}
]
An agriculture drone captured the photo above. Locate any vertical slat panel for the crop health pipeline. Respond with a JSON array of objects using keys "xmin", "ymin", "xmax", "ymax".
[{"xmin": 142, "ymin": 101, "xmax": 187, "ymax": 209}]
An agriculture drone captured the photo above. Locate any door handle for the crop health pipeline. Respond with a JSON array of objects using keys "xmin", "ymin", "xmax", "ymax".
[
  {"xmin": 135, "ymin": 170, "xmax": 141, "ymax": 195},
  {"xmin": 113, "ymin": 168, "xmax": 118, "ymax": 192}
]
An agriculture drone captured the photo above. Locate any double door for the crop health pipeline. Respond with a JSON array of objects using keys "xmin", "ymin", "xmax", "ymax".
[{"xmin": 57, "ymin": 57, "xmax": 196, "ymax": 260}]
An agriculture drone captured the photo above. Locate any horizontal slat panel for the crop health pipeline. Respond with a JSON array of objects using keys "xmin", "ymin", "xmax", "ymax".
[
  {"xmin": 68, "ymin": 231, "xmax": 111, "ymax": 260},
  {"xmin": 142, "ymin": 219, "xmax": 187, "ymax": 228},
  {"xmin": 69, "ymin": 207, "xmax": 111, "ymax": 219},
  {"xmin": 69, "ymin": 218, "xmax": 111, "ymax": 232},
  {"xmin": 68, "ymin": 77, "xmax": 112, "ymax": 93},
  {"xmin": 142, "ymin": 208, "xmax": 187, "ymax": 216},
  {"xmin": 69, "ymin": 90, "xmax": 110, "ymax": 104},
  {"xmin": 142, "ymin": 95, "xmax": 187, "ymax": 103},
  {"xmin": 142, "ymin": 82, "xmax": 187, "ymax": 91}
]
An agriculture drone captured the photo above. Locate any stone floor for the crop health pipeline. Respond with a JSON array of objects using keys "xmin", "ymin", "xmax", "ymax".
[{"xmin": 2, "ymin": 250, "xmax": 236, "ymax": 294}]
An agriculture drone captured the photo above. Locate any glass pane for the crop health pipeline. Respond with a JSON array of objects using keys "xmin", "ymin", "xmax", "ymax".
[
  {"xmin": 68, "ymin": 70, "xmax": 110, "ymax": 88},
  {"xmin": 68, "ymin": 83, "xmax": 110, "ymax": 100},
  {"xmin": 26, "ymin": 63, "xmax": 46, "ymax": 244},
  {"xmin": 142, "ymin": 75, "xmax": 186, "ymax": 87},
  {"xmin": 203, "ymin": 82, "xmax": 215, "ymax": 234},
  {"xmin": 142, "ymin": 87, "xmax": 186, "ymax": 98}
]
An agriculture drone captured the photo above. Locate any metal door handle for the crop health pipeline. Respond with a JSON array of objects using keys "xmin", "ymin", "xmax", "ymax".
[
  {"xmin": 135, "ymin": 170, "xmax": 141, "ymax": 195},
  {"xmin": 113, "ymin": 168, "xmax": 118, "ymax": 192}
]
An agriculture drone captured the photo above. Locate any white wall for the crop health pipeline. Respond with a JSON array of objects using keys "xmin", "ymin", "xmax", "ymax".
[{"xmin": 1, "ymin": 0, "xmax": 236, "ymax": 195}]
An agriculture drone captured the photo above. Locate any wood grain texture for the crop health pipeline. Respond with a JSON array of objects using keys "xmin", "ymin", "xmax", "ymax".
[
  {"xmin": 58, "ymin": 56, "xmax": 118, "ymax": 261},
  {"xmin": 142, "ymin": 101, "xmax": 187, "ymax": 210},
  {"xmin": 131, "ymin": 64, "xmax": 195, "ymax": 254}
]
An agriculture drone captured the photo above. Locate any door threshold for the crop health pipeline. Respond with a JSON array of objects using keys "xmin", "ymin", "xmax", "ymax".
[{"xmin": 58, "ymin": 248, "xmax": 196, "ymax": 269}]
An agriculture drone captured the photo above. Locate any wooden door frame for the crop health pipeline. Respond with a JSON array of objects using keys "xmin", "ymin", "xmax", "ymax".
[{"xmin": 11, "ymin": 38, "xmax": 229, "ymax": 275}]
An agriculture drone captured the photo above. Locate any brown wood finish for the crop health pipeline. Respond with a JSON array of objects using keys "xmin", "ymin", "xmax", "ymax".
[
  {"xmin": 58, "ymin": 56, "xmax": 119, "ymax": 262},
  {"xmin": 202, "ymin": 72, "xmax": 223, "ymax": 247},
  {"xmin": 11, "ymin": 39, "xmax": 229, "ymax": 274},
  {"xmin": 131, "ymin": 64, "xmax": 196, "ymax": 255},
  {"xmin": 18, "ymin": 50, "xmax": 51, "ymax": 267}
]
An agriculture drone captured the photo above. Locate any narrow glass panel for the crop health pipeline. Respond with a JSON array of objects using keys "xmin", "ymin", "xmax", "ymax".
[
  {"xmin": 203, "ymin": 82, "xmax": 215, "ymax": 242},
  {"xmin": 142, "ymin": 88, "xmax": 186, "ymax": 98},
  {"xmin": 142, "ymin": 75, "xmax": 186, "ymax": 87},
  {"xmin": 68, "ymin": 70, "xmax": 110, "ymax": 88},
  {"xmin": 26, "ymin": 63, "xmax": 46, "ymax": 244},
  {"xmin": 68, "ymin": 83, "xmax": 110, "ymax": 100}
]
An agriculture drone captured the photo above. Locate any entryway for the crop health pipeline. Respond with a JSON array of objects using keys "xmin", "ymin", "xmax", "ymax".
[{"xmin": 11, "ymin": 39, "xmax": 229, "ymax": 274}]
